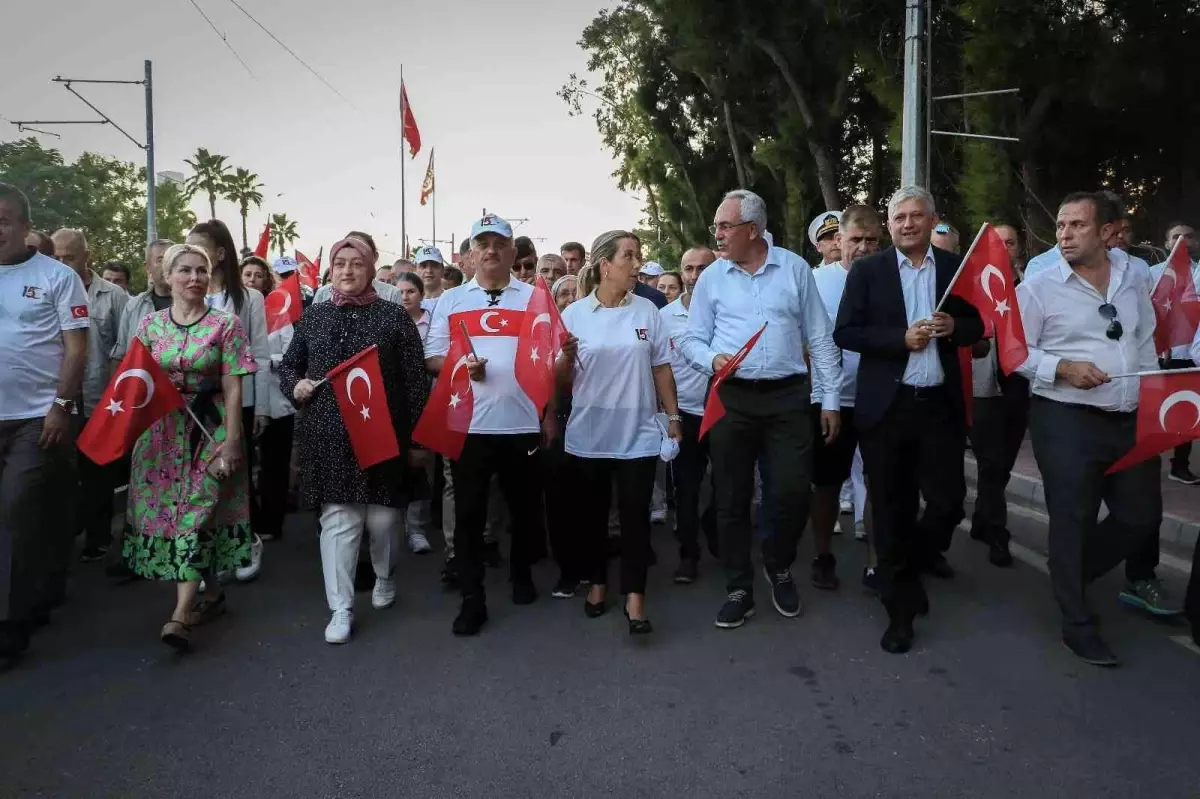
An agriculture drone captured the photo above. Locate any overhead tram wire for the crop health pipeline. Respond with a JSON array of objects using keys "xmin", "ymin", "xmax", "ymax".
[
  {"xmin": 224, "ymin": 0, "xmax": 357, "ymax": 110},
  {"xmin": 186, "ymin": 0, "xmax": 256, "ymax": 78}
]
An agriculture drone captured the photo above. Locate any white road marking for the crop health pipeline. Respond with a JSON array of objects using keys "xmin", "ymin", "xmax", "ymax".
[
  {"xmin": 1169, "ymin": 635, "xmax": 1200, "ymax": 657},
  {"xmin": 1009, "ymin": 542, "xmax": 1049, "ymax": 575}
]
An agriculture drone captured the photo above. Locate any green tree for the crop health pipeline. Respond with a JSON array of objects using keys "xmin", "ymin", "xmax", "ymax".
[
  {"xmin": 222, "ymin": 167, "xmax": 264, "ymax": 250},
  {"xmin": 183, "ymin": 147, "xmax": 230, "ymax": 219},
  {"xmin": 269, "ymin": 213, "xmax": 298, "ymax": 257}
]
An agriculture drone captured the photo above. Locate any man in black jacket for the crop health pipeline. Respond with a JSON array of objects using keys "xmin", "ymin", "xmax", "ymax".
[{"xmin": 834, "ymin": 186, "xmax": 984, "ymax": 654}]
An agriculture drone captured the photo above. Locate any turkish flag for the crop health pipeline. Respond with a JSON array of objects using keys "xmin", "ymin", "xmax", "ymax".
[
  {"xmin": 452, "ymin": 308, "xmax": 524, "ymax": 337},
  {"xmin": 294, "ymin": 250, "xmax": 320, "ymax": 290},
  {"xmin": 515, "ymin": 277, "xmax": 568, "ymax": 414},
  {"xmin": 401, "ymin": 82, "xmax": 421, "ymax": 158},
  {"xmin": 1150, "ymin": 239, "xmax": 1200, "ymax": 355},
  {"xmin": 699, "ymin": 322, "xmax": 768, "ymax": 439},
  {"xmin": 412, "ymin": 324, "xmax": 474, "ymax": 460},
  {"xmin": 327, "ymin": 345, "xmax": 401, "ymax": 469},
  {"xmin": 1107, "ymin": 371, "xmax": 1200, "ymax": 474},
  {"xmin": 949, "ymin": 223, "xmax": 1028, "ymax": 375},
  {"xmin": 253, "ymin": 222, "xmax": 271, "ymax": 259},
  {"xmin": 77, "ymin": 338, "xmax": 186, "ymax": 465},
  {"xmin": 265, "ymin": 273, "xmax": 302, "ymax": 334}
]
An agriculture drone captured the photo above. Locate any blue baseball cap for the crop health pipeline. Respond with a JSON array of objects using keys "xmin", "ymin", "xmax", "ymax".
[
  {"xmin": 470, "ymin": 214, "xmax": 513, "ymax": 241},
  {"xmin": 413, "ymin": 246, "xmax": 445, "ymax": 265}
]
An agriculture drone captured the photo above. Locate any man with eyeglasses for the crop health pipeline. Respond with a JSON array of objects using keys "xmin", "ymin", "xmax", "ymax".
[
  {"xmin": 512, "ymin": 236, "xmax": 538, "ymax": 285},
  {"xmin": 1016, "ymin": 191, "xmax": 1179, "ymax": 667}
]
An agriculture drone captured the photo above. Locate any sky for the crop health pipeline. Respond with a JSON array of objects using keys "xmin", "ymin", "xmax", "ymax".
[{"xmin": 0, "ymin": 0, "xmax": 644, "ymax": 263}]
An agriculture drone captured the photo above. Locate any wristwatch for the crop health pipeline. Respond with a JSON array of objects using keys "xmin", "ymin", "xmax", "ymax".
[
  {"xmin": 53, "ymin": 397, "xmax": 77, "ymax": 414},
  {"xmin": 666, "ymin": 414, "xmax": 683, "ymax": 423}
]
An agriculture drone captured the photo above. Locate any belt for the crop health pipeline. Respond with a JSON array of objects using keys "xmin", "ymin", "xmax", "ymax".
[
  {"xmin": 1032, "ymin": 395, "xmax": 1135, "ymax": 419},
  {"xmin": 895, "ymin": 384, "xmax": 946, "ymax": 400},
  {"xmin": 723, "ymin": 374, "xmax": 807, "ymax": 390}
]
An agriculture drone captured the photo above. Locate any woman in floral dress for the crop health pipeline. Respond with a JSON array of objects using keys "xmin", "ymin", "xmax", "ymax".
[{"xmin": 122, "ymin": 243, "xmax": 257, "ymax": 651}]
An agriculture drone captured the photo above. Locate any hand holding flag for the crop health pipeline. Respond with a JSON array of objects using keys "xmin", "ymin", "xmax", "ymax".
[
  {"xmin": 942, "ymin": 223, "xmax": 1028, "ymax": 375},
  {"xmin": 327, "ymin": 345, "xmax": 401, "ymax": 469},
  {"xmin": 412, "ymin": 324, "xmax": 475, "ymax": 459},
  {"xmin": 1107, "ymin": 369, "xmax": 1200, "ymax": 473},
  {"xmin": 515, "ymin": 277, "xmax": 569, "ymax": 414},
  {"xmin": 699, "ymin": 322, "xmax": 768, "ymax": 439}
]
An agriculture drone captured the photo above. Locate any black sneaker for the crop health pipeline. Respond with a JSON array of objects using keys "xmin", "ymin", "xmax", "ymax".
[
  {"xmin": 862, "ymin": 566, "xmax": 880, "ymax": 594},
  {"xmin": 810, "ymin": 553, "xmax": 839, "ymax": 590},
  {"xmin": 1063, "ymin": 631, "xmax": 1119, "ymax": 667},
  {"xmin": 452, "ymin": 598, "xmax": 488, "ymax": 636},
  {"xmin": 482, "ymin": 539, "xmax": 502, "ymax": 568},
  {"xmin": 1168, "ymin": 466, "xmax": 1200, "ymax": 485},
  {"xmin": 762, "ymin": 567, "xmax": 802, "ymax": 617},
  {"xmin": 674, "ymin": 559, "xmax": 698, "ymax": 585},
  {"xmin": 551, "ymin": 575, "xmax": 578, "ymax": 599},
  {"xmin": 715, "ymin": 590, "xmax": 756, "ymax": 628},
  {"xmin": 512, "ymin": 576, "xmax": 538, "ymax": 606},
  {"xmin": 79, "ymin": 545, "xmax": 108, "ymax": 563},
  {"xmin": 988, "ymin": 540, "xmax": 1014, "ymax": 567}
]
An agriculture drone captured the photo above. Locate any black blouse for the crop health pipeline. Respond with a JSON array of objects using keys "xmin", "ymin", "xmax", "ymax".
[{"xmin": 279, "ymin": 300, "xmax": 429, "ymax": 509}]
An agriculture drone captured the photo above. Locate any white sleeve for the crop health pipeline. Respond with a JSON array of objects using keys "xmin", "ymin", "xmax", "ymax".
[
  {"xmin": 797, "ymin": 263, "xmax": 842, "ymax": 411},
  {"xmin": 56, "ymin": 268, "xmax": 90, "ymax": 331},
  {"xmin": 1014, "ymin": 281, "xmax": 1059, "ymax": 386},
  {"xmin": 677, "ymin": 269, "xmax": 718, "ymax": 376},
  {"xmin": 649, "ymin": 306, "xmax": 670, "ymax": 367},
  {"xmin": 245, "ymin": 290, "xmax": 271, "ymax": 416},
  {"xmin": 425, "ymin": 293, "xmax": 451, "ymax": 358}
]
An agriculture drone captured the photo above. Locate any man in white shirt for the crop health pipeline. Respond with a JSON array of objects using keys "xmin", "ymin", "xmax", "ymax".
[
  {"xmin": 414, "ymin": 247, "xmax": 446, "ymax": 310},
  {"xmin": 1026, "ymin": 193, "xmax": 1154, "ymax": 290},
  {"xmin": 661, "ymin": 246, "xmax": 717, "ymax": 584},
  {"xmin": 1016, "ymin": 191, "xmax": 1177, "ymax": 667},
  {"xmin": 0, "ymin": 184, "xmax": 89, "ymax": 662},
  {"xmin": 808, "ymin": 211, "xmax": 842, "ymax": 266},
  {"xmin": 679, "ymin": 189, "xmax": 842, "ymax": 629},
  {"xmin": 1151, "ymin": 222, "xmax": 1199, "ymax": 485}
]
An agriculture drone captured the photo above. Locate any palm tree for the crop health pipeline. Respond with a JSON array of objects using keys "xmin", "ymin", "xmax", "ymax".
[
  {"xmin": 269, "ymin": 213, "xmax": 299, "ymax": 257},
  {"xmin": 223, "ymin": 168, "xmax": 265, "ymax": 250},
  {"xmin": 183, "ymin": 147, "xmax": 231, "ymax": 219}
]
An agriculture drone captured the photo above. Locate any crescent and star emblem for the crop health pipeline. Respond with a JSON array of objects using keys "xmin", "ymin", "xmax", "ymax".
[
  {"xmin": 345, "ymin": 367, "xmax": 373, "ymax": 421},
  {"xmin": 109, "ymin": 369, "xmax": 156, "ymax": 415},
  {"xmin": 1159, "ymin": 390, "xmax": 1200, "ymax": 433},
  {"xmin": 448, "ymin": 355, "xmax": 471, "ymax": 409},
  {"xmin": 980, "ymin": 264, "xmax": 1010, "ymax": 316},
  {"xmin": 528, "ymin": 313, "xmax": 552, "ymax": 364},
  {"xmin": 479, "ymin": 311, "xmax": 504, "ymax": 333}
]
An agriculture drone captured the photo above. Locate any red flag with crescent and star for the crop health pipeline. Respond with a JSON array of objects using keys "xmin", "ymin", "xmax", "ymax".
[
  {"xmin": 949, "ymin": 223, "xmax": 1028, "ymax": 375},
  {"xmin": 699, "ymin": 322, "xmax": 768, "ymax": 439},
  {"xmin": 515, "ymin": 277, "xmax": 568, "ymax": 414},
  {"xmin": 1107, "ymin": 371, "xmax": 1200, "ymax": 474},
  {"xmin": 77, "ymin": 338, "xmax": 186, "ymax": 465},
  {"xmin": 253, "ymin": 221, "xmax": 271, "ymax": 259},
  {"xmin": 327, "ymin": 345, "xmax": 400, "ymax": 469},
  {"xmin": 294, "ymin": 250, "xmax": 320, "ymax": 291},
  {"xmin": 401, "ymin": 82, "xmax": 421, "ymax": 159},
  {"xmin": 412, "ymin": 323, "xmax": 475, "ymax": 460},
  {"xmin": 265, "ymin": 272, "xmax": 303, "ymax": 334},
  {"xmin": 1150, "ymin": 238, "xmax": 1200, "ymax": 355}
]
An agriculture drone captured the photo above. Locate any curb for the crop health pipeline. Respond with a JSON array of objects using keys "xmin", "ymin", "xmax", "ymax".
[{"xmin": 963, "ymin": 456, "xmax": 1199, "ymax": 550}]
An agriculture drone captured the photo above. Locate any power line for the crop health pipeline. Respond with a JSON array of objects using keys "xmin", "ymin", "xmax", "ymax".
[
  {"xmin": 224, "ymin": 0, "xmax": 356, "ymax": 109},
  {"xmin": 186, "ymin": 0, "xmax": 256, "ymax": 78}
]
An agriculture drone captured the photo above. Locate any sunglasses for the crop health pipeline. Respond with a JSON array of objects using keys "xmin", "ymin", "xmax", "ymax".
[
  {"xmin": 513, "ymin": 262, "xmax": 537, "ymax": 273},
  {"xmin": 1098, "ymin": 303, "xmax": 1123, "ymax": 340}
]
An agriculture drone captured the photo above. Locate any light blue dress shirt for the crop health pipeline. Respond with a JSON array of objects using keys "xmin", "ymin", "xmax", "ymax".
[
  {"xmin": 677, "ymin": 245, "xmax": 842, "ymax": 410},
  {"xmin": 897, "ymin": 247, "xmax": 944, "ymax": 387},
  {"xmin": 1027, "ymin": 246, "xmax": 1153, "ymax": 291}
]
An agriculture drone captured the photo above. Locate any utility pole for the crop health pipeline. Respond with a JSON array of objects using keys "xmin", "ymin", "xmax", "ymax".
[
  {"xmin": 900, "ymin": 0, "xmax": 926, "ymax": 187},
  {"xmin": 11, "ymin": 60, "xmax": 157, "ymax": 243}
]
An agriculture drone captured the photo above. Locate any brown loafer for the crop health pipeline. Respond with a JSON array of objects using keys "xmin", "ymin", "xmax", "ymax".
[{"xmin": 160, "ymin": 619, "xmax": 191, "ymax": 651}]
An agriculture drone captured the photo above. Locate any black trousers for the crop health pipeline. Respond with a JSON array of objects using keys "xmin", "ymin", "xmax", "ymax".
[
  {"xmin": 708, "ymin": 376, "xmax": 813, "ymax": 594},
  {"xmin": 1028, "ymin": 397, "xmax": 1162, "ymax": 635},
  {"xmin": 543, "ymin": 434, "xmax": 581, "ymax": 581},
  {"xmin": 1165, "ymin": 359, "xmax": 1196, "ymax": 470},
  {"xmin": 968, "ymin": 387, "xmax": 1030, "ymax": 546},
  {"xmin": 450, "ymin": 433, "xmax": 545, "ymax": 601},
  {"xmin": 257, "ymin": 415, "xmax": 295, "ymax": 540},
  {"xmin": 671, "ymin": 411, "xmax": 715, "ymax": 562},
  {"xmin": 1186, "ymin": 530, "xmax": 1200, "ymax": 640},
  {"xmin": 576, "ymin": 455, "xmax": 656, "ymax": 595},
  {"xmin": 859, "ymin": 386, "xmax": 966, "ymax": 616},
  {"xmin": 76, "ymin": 421, "xmax": 116, "ymax": 551}
]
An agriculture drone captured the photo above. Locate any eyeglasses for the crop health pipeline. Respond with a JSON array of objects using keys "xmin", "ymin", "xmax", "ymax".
[
  {"xmin": 1098, "ymin": 303, "xmax": 1123, "ymax": 340},
  {"xmin": 513, "ymin": 262, "xmax": 536, "ymax": 273},
  {"xmin": 708, "ymin": 221, "xmax": 752, "ymax": 236}
]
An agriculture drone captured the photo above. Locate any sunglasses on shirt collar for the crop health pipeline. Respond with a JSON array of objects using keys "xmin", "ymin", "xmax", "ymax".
[{"xmin": 1098, "ymin": 303, "xmax": 1123, "ymax": 341}]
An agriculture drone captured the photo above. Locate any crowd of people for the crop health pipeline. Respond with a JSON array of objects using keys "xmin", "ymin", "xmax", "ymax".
[{"xmin": 0, "ymin": 177, "xmax": 1198, "ymax": 668}]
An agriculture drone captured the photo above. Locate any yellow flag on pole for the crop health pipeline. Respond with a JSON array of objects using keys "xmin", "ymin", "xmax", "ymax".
[{"xmin": 420, "ymin": 148, "xmax": 435, "ymax": 206}]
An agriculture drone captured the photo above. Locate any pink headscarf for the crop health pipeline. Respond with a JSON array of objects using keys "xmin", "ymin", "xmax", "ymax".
[{"xmin": 328, "ymin": 237, "xmax": 379, "ymax": 307}]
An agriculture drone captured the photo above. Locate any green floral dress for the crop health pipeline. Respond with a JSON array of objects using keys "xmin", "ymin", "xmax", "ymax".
[{"xmin": 123, "ymin": 309, "xmax": 257, "ymax": 581}]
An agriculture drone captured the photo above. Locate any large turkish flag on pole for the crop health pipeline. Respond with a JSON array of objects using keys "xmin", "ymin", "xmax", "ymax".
[
  {"xmin": 1107, "ymin": 370, "xmax": 1200, "ymax": 474},
  {"xmin": 77, "ymin": 338, "xmax": 186, "ymax": 465},
  {"xmin": 699, "ymin": 322, "xmax": 768, "ymax": 439},
  {"xmin": 515, "ymin": 277, "xmax": 568, "ymax": 415},
  {"xmin": 947, "ymin": 223, "xmax": 1028, "ymax": 375},
  {"xmin": 401, "ymin": 82, "xmax": 421, "ymax": 158},
  {"xmin": 1150, "ymin": 238, "xmax": 1200, "ymax": 355},
  {"xmin": 412, "ymin": 324, "xmax": 475, "ymax": 460},
  {"xmin": 327, "ymin": 345, "xmax": 401, "ymax": 469},
  {"xmin": 264, "ymin": 272, "xmax": 303, "ymax": 334}
]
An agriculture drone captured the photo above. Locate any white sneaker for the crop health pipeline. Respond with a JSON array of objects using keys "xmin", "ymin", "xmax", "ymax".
[
  {"xmin": 372, "ymin": 577, "xmax": 396, "ymax": 609},
  {"xmin": 407, "ymin": 533, "xmax": 432, "ymax": 554},
  {"xmin": 854, "ymin": 521, "xmax": 867, "ymax": 541},
  {"xmin": 834, "ymin": 518, "xmax": 844, "ymax": 535},
  {"xmin": 650, "ymin": 509, "xmax": 668, "ymax": 524},
  {"xmin": 235, "ymin": 534, "xmax": 263, "ymax": 583},
  {"xmin": 839, "ymin": 499, "xmax": 853, "ymax": 514},
  {"xmin": 324, "ymin": 609, "xmax": 354, "ymax": 644}
]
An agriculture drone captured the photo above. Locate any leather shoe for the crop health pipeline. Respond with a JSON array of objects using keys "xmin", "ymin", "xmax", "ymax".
[
  {"xmin": 881, "ymin": 619, "xmax": 914, "ymax": 654},
  {"xmin": 1063, "ymin": 631, "xmax": 1119, "ymax": 666},
  {"xmin": 452, "ymin": 598, "xmax": 488, "ymax": 636},
  {"xmin": 988, "ymin": 540, "xmax": 1014, "ymax": 568}
]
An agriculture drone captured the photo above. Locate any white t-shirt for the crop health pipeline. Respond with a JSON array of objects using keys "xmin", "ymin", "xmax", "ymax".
[
  {"xmin": 810, "ymin": 262, "xmax": 858, "ymax": 407},
  {"xmin": 561, "ymin": 292, "xmax": 671, "ymax": 459},
  {"xmin": 0, "ymin": 252, "xmax": 90, "ymax": 420},
  {"xmin": 659, "ymin": 298, "xmax": 708, "ymax": 416},
  {"xmin": 424, "ymin": 277, "xmax": 539, "ymax": 435}
]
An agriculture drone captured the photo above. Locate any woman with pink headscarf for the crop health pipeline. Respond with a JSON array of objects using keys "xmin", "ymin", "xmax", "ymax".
[{"xmin": 278, "ymin": 236, "xmax": 429, "ymax": 645}]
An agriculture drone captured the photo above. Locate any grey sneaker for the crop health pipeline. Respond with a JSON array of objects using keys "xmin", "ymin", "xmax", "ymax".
[{"xmin": 1118, "ymin": 579, "xmax": 1183, "ymax": 617}]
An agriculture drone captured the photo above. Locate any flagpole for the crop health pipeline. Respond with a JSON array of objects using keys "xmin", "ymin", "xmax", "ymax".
[
  {"xmin": 935, "ymin": 222, "xmax": 989, "ymax": 312},
  {"xmin": 1109, "ymin": 367, "xmax": 1200, "ymax": 380},
  {"xmin": 432, "ymin": 149, "xmax": 436, "ymax": 246},
  {"xmin": 400, "ymin": 64, "xmax": 407, "ymax": 260}
]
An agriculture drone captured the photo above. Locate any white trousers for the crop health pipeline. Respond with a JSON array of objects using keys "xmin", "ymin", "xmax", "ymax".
[{"xmin": 319, "ymin": 503, "xmax": 399, "ymax": 612}]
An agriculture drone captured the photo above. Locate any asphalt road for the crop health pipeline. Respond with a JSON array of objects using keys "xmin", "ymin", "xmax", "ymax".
[{"xmin": 2, "ymin": 504, "xmax": 1199, "ymax": 798}]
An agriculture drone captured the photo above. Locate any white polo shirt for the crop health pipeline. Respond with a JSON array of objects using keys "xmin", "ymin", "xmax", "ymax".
[
  {"xmin": 424, "ymin": 277, "xmax": 539, "ymax": 435},
  {"xmin": 0, "ymin": 252, "xmax": 90, "ymax": 420},
  {"xmin": 810, "ymin": 261, "xmax": 858, "ymax": 407},
  {"xmin": 561, "ymin": 291, "xmax": 671, "ymax": 459},
  {"xmin": 659, "ymin": 298, "xmax": 708, "ymax": 416}
]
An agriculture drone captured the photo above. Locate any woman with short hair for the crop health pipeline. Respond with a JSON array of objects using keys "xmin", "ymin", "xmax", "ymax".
[
  {"xmin": 240, "ymin": 255, "xmax": 276, "ymax": 296},
  {"xmin": 657, "ymin": 272, "xmax": 683, "ymax": 303},
  {"xmin": 551, "ymin": 274, "xmax": 578, "ymax": 312}
]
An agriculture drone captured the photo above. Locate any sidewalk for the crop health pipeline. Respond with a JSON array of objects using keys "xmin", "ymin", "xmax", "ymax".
[{"xmin": 965, "ymin": 435, "xmax": 1200, "ymax": 552}]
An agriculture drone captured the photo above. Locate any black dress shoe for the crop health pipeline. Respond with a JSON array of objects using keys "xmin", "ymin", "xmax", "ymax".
[
  {"xmin": 988, "ymin": 540, "xmax": 1014, "ymax": 568},
  {"xmin": 584, "ymin": 599, "xmax": 607, "ymax": 618},
  {"xmin": 881, "ymin": 619, "xmax": 914, "ymax": 654},
  {"xmin": 673, "ymin": 559, "xmax": 698, "ymax": 584},
  {"xmin": 452, "ymin": 598, "xmax": 488, "ymax": 636},
  {"xmin": 624, "ymin": 607, "xmax": 653, "ymax": 635},
  {"xmin": 925, "ymin": 555, "xmax": 955, "ymax": 580},
  {"xmin": 1063, "ymin": 631, "xmax": 1119, "ymax": 667}
]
